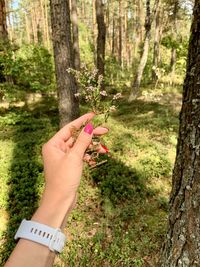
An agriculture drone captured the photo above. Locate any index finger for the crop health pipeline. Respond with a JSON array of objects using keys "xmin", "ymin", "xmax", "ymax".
[{"xmin": 49, "ymin": 112, "xmax": 95, "ymax": 144}]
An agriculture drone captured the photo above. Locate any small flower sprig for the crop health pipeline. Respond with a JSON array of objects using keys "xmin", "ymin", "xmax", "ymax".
[
  {"xmin": 67, "ymin": 65, "xmax": 122, "ymax": 168},
  {"xmin": 68, "ymin": 65, "xmax": 122, "ymax": 123}
]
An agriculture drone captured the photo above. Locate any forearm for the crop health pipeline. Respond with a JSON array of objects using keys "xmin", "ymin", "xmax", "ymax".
[{"xmin": 5, "ymin": 195, "xmax": 74, "ymax": 267}]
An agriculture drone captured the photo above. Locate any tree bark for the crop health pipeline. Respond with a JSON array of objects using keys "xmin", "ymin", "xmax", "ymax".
[
  {"xmin": 95, "ymin": 0, "xmax": 106, "ymax": 79},
  {"xmin": 158, "ymin": 1, "xmax": 200, "ymax": 266},
  {"xmin": 129, "ymin": 0, "xmax": 160, "ymax": 101},
  {"xmin": 71, "ymin": 0, "xmax": 80, "ymax": 70},
  {"xmin": 0, "ymin": 0, "xmax": 8, "ymax": 41},
  {"xmin": 118, "ymin": 0, "xmax": 122, "ymax": 66},
  {"xmin": 44, "ymin": 0, "xmax": 50, "ymax": 49},
  {"xmin": 111, "ymin": 14, "xmax": 115, "ymax": 58},
  {"xmin": 50, "ymin": 0, "xmax": 79, "ymax": 127},
  {"xmin": 170, "ymin": 0, "xmax": 178, "ymax": 75},
  {"xmin": 152, "ymin": 3, "xmax": 160, "ymax": 82}
]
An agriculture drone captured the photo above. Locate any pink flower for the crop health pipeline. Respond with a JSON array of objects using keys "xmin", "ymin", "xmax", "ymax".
[
  {"xmin": 113, "ymin": 93, "xmax": 122, "ymax": 100},
  {"xmin": 100, "ymin": 90, "xmax": 107, "ymax": 96},
  {"xmin": 85, "ymin": 95, "xmax": 92, "ymax": 101}
]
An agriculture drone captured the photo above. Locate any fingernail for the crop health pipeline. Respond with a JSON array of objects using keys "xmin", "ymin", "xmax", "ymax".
[
  {"xmin": 84, "ymin": 123, "xmax": 93, "ymax": 135},
  {"xmin": 102, "ymin": 127, "xmax": 109, "ymax": 132},
  {"xmin": 101, "ymin": 144, "xmax": 109, "ymax": 153}
]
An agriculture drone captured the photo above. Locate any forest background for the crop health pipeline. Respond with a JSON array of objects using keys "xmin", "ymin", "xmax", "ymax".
[{"xmin": 0, "ymin": 0, "xmax": 195, "ymax": 266}]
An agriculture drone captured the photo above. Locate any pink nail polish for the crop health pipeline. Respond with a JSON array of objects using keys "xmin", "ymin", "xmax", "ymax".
[{"xmin": 84, "ymin": 123, "xmax": 93, "ymax": 135}]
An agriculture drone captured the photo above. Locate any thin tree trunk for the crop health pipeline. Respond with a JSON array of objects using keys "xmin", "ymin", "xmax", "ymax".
[
  {"xmin": 95, "ymin": 0, "xmax": 106, "ymax": 79},
  {"xmin": 40, "ymin": 0, "xmax": 47, "ymax": 46},
  {"xmin": 152, "ymin": 3, "xmax": 161, "ymax": 81},
  {"xmin": 112, "ymin": 14, "xmax": 115, "ymax": 58},
  {"xmin": 124, "ymin": 1, "xmax": 129, "ymax": 68},
  {"xmin": 92, "ymin": 0, "xmax": 97, "ymax": 62},
  {"xmin": 31, "ymin": 4, "xmax": 38, "ymax": 44},
  {"xmin": 50, "ymin": 0, "xmax": 79, "ymax": 127},
  {"xmin": 158, "ymin": 1, "xmax": 200, "ymax": 265},
  {"xmin": 170, "ymin": 0, "xmax": 178, "ymax": 74},
  {"xmin": 129, "ymin": 0, "xmax": 159, "ymax": 101},
  {"xmin": 118, "ymin": 0, "xmax": 122, "ymax": 66},
  {"xmin": 25, "ymin": 12, "xmax": 31, "ymax": 44},
  {"xmin": 44, "ymin": 0, "xmax": 50, "ymax": 49},
  {"xmin": 81, "ymin": 0, "xmax": 85, "ymax": 23},
  {"xmin": 71, "ymin": 0, "xmax": 80, "ymax": 70},
  {"xmin": 0, "ymin": 0, "xmax": 8, "ymax": 41}
]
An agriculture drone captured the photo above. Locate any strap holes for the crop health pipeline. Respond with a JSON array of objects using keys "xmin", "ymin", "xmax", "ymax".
[
  {"xmin": 38, "ymin": 230, "xmax": 42, "ymax": 236},
  {"xmin": 34, "ymin": 229, "xmax": 38, "ymax": 234}
]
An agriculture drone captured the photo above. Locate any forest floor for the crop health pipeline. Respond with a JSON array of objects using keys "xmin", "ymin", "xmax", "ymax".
[{"xmin": 0, "ymin": 87, "xmax": 182, "ymax": 267}]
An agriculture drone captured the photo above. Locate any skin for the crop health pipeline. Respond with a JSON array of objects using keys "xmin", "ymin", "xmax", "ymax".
[{"xmin": 5, "ymin": 112, "xmax": 108, "ymax": 267}]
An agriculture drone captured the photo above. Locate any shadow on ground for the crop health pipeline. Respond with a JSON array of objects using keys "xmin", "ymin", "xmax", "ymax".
[
  {"xmin": 113, "ymin": 99, "xmax": 180, "ymax": 134},
  {"xmin": 0, "ymin": 96, "xmax": 59, "ymax": 265}
]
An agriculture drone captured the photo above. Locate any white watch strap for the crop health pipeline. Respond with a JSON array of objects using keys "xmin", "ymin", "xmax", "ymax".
[{"xmin": 14, "ymin": 219, "xmax": 66, "ymax": 253}]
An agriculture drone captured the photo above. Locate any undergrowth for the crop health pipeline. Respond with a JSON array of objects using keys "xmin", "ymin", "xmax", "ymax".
[{"xmin": 0, "ymin": 91, "xmax": 181, "ymax": 266}]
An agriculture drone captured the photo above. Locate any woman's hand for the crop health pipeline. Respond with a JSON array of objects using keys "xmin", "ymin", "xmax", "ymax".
[{"xmin": 34, "ymin": 112, "xmax": 109, "ymax": 227}]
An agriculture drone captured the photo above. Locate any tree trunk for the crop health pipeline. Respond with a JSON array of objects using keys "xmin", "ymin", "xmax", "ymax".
[
  {"xmin": 170, "ymin": 0, "xmax": 178, "ymax": 74},
  {"xmin": 25, "ymin": 12, "xmax": 31, "ymax": 44},
  {"xmin": 44, "ymin": 0, "xmax": 50, "ymax": 49},
  {"xmin": 129, "ymin": 0, "xmax": 159, "ymax": 101},
  {"xmin": 118, "ymin": 0, "xmax": 122, "ymax": 66},
  {"xmin": 30, "ymin": 4, "xmax": 38, "ymax": 44},
  {"xmin": 152, "ymin": 4, "xmax": 160, "ymax": 82},
  {"xmin": 95, "ymin": 0, "xmax": 106, "ymax": 79},
  {"xmin": 129, "ymin": 0, "xmax": 152, "ymax": 101},
  {"xmin": 158, "ymin": 1, "xmax": 200, "ymax": 266},
  {"xmin": 111, "ymin": 14, "xmax": 115, "ymax": 58},
  {"xmin": 170, "ymin": 47, "xmax": 176, "ymax": 75},
  {"xmin": 40, "ymin": 0, "xmax": 47, "ymax": 47},
  {"xmin": 92, "ymin": 0, "xmax": 97, "ymax": 63},
  {"xmin": 71, "ymin": 0, "xmax": 80, "ymax": 70},
  {"xmin": 0, "ymin": 0, "xmax": 8, "ymax": 41},
  {"xmin": 50, "ymin": 0, "xmax": 79, "ymax": 127}
]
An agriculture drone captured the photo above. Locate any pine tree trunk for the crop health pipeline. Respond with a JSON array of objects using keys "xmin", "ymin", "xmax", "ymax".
[
  {"xmin": 50, "ymin": 0, "xmax": 79, "ymax": 127},
  {"xmin": 71, "ymin": 0, "xmax": 80, "ymax": 70},
  {"xmin": 31, "ymin": 5, "xmax": 38, "ymax": 44},
  {"xmin": 170, "ymin": 47, "xmax": 176, "ymax": 75},
  {"xmin": 25, "ymin": 12, "xmax": 31, "ymax": 44},
  {"xmin": 152, "ymin": 4, "xmax": 160, "ymax": 82},
  {"xmin": 158, "ymin": 1, "xmax": 200, "ymax": 266},
  {"xmin": 0, "ymin": 0, "xmax": 8, "ymax": 41},
  {"xmin": 170, "ymin": 0, "xmax": 178, "ymax": 75},
  {"xmin": 111, "ymin": 15, "xmax": 115, "ymax": 58},
  {"xmin": 40, "ymin": 0, "xmax": 47, "ymax": 47},
  {"xmin": 92, "ymin": 0, "xmax": 97, "ymax": 63},
  {"xmin": 95, "ymin": 0, "xmax": 106, "ymax": 79},
  {"xmin": 118, "ymin": 0, "xmax": 122, "ymax": 66},
  {"xmin": 44, "ymin": 0, "xmax": 50, "ymax": 49}
]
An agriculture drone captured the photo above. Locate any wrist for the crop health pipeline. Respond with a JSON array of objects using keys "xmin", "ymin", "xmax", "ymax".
[{"xmin": 32, "ymin": 193, "xmax": 76, "ymax": 229}]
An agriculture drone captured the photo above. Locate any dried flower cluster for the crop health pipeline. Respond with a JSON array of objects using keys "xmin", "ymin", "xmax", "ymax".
[
  {"xmin": 68, "ymin": 66, "xmax": 122, "ymax": 123},
  {"xmin": 67, "ymin": 66, "xmax": 122, "ymax": 168}
]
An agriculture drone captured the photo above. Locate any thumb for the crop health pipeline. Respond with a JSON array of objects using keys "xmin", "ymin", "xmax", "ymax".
[{"xmin": 71, "ymin": 123, "xmax": 93, "ymax": 158}]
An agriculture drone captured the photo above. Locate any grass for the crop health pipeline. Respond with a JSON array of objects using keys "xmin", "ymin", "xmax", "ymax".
[{"xmin": 0, "ymin": 89, "xmax": 182, "ymax": 266}]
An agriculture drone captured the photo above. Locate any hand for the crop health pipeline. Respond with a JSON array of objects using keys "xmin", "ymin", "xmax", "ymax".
[{"xmin": 40, "ymin": 112, "xmax": 108, "ymax": 212}]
